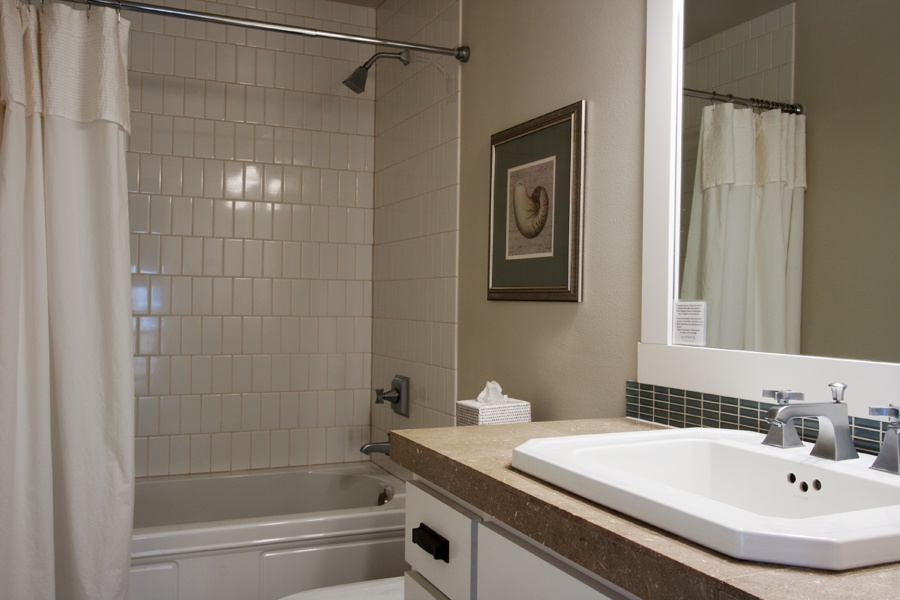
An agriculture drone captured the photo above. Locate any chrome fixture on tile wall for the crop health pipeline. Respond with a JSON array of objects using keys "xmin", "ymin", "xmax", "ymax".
[
  {"xmin": 376, "ymin": 375, "xmax": 410, "ymax": 418},
  {"xmin": 342, "ymin": 50, "xmax": 410, "ymax": 94}
]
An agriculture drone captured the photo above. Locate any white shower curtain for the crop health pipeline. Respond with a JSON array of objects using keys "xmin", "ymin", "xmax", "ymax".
[
  {"xmin": 0, "ymin": 1, "xmax": 134, "ymax": 598},
  {"xmin": 681, "ymin": 103, "xmax": 806, "ymax": 354}
]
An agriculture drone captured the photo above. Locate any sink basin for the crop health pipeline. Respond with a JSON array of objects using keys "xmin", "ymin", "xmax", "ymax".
[{"xmin": 512, "ymin": 428, "xmax": 900, "ymax": 570}]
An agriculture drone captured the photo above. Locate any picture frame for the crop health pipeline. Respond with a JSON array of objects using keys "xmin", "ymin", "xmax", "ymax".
[{"xmin": 488, "ymin": 101, "xmax": 585, "ymax": 301}]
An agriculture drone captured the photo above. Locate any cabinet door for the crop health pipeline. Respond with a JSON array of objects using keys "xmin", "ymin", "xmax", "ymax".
[
  {"xmin": 477, "ymin": 523, "xmax": 634, "ymax": 600},
  {"xmin": 405, "ymin": 481, "xmax": 479, "ymax": 600}
]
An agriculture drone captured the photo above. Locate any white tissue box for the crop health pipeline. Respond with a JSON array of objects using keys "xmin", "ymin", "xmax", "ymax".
[{"xmin": 455, "ymin": 398, "xmax": 531, "ymax": 426}]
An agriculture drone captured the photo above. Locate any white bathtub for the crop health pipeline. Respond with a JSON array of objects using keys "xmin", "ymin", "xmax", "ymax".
[{"xmin": 129, "ymin": 463, "xmax": 407, "ymax": 600}]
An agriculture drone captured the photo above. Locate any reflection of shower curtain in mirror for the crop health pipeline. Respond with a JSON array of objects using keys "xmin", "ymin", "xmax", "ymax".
[{"xmin": 681, "ymin": 104, "xmax": 806, "ymax": 353}]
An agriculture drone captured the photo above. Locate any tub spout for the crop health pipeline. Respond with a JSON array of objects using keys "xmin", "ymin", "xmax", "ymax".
[{"xmin": 360, "ymin": 441, "xmax": 391, "ymax": 456}]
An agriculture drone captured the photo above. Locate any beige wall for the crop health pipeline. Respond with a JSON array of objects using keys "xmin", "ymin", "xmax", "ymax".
[
  {"xmin": 796, "ymin": 0, "xmax": 900, "ymax": 363},
  {"xmin": 458, "ymin": 1, "xmax": 646, "ymax": 421}
]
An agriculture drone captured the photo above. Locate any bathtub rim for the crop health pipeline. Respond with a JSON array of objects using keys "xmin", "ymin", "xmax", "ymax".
[
  {"xmin": 131, "ymin": 462, "xmax": 406, "ymax": 560},
  {"xmin": 133, "ymin": 461, "xmax": 405, "ymax": 490}
]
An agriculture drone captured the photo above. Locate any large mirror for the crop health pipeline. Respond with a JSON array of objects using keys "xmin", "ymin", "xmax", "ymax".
[
  {"xmin": 638, "ymin": 0, "xmax": 900, "ymax": 416},
  {"xmin": 677, "ymin": 0, "xmax": 899, "ymax": 363}
]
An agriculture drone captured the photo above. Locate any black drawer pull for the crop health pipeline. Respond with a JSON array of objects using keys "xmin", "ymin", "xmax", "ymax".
[{"xmin": 412, "ymin": 523, "xmax": 449, "ymax": 563}]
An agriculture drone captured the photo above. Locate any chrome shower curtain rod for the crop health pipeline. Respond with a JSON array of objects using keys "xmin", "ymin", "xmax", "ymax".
[
  {"xmin": 684, "ymin": 87, "xmax": 802, "ymax": 115},
  {"xmin": 74, "ymin": 0, "xmax": 470, "ymax": 62}
]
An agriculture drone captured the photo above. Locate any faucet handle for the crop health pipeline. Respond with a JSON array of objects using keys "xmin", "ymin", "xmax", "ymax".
[
  {"xmin": 375, "ymin": 388, "xmax": 400, "ymax": 404},
  {"xmin": 869, "ymin": 405, "xmax": 900, "ymax": 426},
  {"xmin": 763, "ymin": 389, "xmax": 804, "ymax": 404},
  {"xmin": 780, "ymin": 391, "xmax": 804, "ymax": 403},
  {"xmin": 828, "ymin": 382, "xmax": 848, "ymax": 403}
]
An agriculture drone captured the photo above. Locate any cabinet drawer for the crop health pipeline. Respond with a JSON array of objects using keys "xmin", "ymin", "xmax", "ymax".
[
  {"xmin": 405, "ymin": 481, "xmax": 479, "ymax": 600},
  {"xmin": 477, "ymin": 523, "xmax": 635, "ymax": 600}
]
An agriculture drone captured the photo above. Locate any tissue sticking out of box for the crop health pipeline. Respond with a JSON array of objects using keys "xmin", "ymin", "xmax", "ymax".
[
  {"xmin": 477, "ymin": 380, "xmax": 507, "ymax": 404},
  {"xmin": 456, "ymin": 381, "xmax": 531, "ymax": 426}
]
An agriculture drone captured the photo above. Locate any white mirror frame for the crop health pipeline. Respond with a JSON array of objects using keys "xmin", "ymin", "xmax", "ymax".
[{"xmin": 638, "ymin": 0, "xmax": 900, "ymax": 416}]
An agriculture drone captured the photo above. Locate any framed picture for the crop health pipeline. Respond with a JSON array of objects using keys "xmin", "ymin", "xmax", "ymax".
[{"xmin": 488, "ymin": 101, "xmax": 585, "ymax": 301}]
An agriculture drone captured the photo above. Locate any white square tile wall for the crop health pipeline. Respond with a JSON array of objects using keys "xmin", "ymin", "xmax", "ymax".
[
  {"xmin": 130, "ymin": 0, "xmax": 382, "ymax": 477},
  {"xmin": 371, "ymin": 0, "xmax": 461, "ymax": 468},
  {"xmin": 679, "ymin": 4, "xmax": 795, "ymax": 267}
]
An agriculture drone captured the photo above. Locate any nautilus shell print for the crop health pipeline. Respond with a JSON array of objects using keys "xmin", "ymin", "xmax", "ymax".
[{"xmin": 512, "ymin": 181, "xmax": 550, "ymax": 239}]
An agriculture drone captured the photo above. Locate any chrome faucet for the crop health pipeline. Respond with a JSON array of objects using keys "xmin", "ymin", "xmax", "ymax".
[
  {"xmin": 868, "ymin": 405, "xmax": 900, "ymax": 475},
  {"xmin": 763, "ymin": 382, "xmax": 859, "ymax": 461}
]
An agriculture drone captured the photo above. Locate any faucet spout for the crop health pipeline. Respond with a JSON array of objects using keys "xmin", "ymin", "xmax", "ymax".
[
  {"xmin": 360, "ymin": 441, "xmax": 391, "ymax": 456},
  {"xmin": 765, "ymin": 398, "xmax": 858, "ymax": 461}
]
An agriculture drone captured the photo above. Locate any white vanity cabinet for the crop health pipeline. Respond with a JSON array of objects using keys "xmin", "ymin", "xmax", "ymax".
[
  {"xmin": 404, "ymin": 480, "xmax": 477, "ymax": 600},
  {"xmin": 404, "ymin": 480, "xmax": 637, "ymax": 600}
]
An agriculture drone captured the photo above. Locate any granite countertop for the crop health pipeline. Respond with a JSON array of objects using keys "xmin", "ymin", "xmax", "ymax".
[{"xmin": 390, "ymin": 418, "xmax": 900, "ymax": 600}]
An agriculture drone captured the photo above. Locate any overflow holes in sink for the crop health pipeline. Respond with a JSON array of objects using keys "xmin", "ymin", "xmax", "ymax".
[{"xmin": 787, "ymin": 473, "xmax": 823, "ymax": 493}]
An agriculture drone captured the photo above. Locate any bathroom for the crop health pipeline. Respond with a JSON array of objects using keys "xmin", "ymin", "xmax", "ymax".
[{"xmin": 2, "ymin": 0, "xmax": 898, "ymax": 598}]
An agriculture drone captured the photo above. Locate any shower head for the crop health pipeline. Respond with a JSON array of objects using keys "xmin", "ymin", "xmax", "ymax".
[
  {"xmin": 342, "ymin": 66, "xmax": 370, "ymax": 94},
  {"xmin": 342, "ymin": 49, "xmax": 411, "ymax": 94}
]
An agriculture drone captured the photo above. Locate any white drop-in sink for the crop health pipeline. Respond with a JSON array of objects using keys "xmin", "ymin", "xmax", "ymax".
[{"xmin": 512, "ymin": 428, "xmax": 900, "ymax": 570}]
